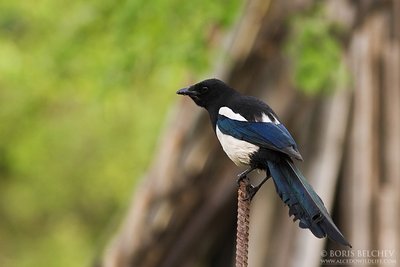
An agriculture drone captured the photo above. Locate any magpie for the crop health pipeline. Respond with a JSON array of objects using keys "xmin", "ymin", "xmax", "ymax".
[{"xmin": 177, "ymin": 78, "xmax": 351, "ymax": 248}]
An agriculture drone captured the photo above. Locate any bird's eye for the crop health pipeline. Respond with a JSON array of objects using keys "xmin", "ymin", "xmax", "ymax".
[{"xmin": 200, "ymin": 86, "xmax": 209, "ymax": 94}]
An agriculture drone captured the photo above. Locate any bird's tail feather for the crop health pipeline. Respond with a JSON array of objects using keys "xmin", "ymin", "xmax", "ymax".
[{"xmin": 267, "ymin": 159, "xmax": 352, "ymax": 248}]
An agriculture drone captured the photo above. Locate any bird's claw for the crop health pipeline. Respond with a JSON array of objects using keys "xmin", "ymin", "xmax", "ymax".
[
  {"xmin": 243, "ymin": 184, "xmax": 260, "ymax": 201},
  {"xmin": 236, "ymin": 174, "xmax": 249, "ymax": 186},
  {"xmin": 237, "ymin": 168, "xmax": 270, "ymax": 201},
  {"xmin": 236, "ymin": 168, "xmax": 254, "ymax": 185},
  {"xmin": 239, "ymin": 175, "xmax": 271, "ymax": 201}
]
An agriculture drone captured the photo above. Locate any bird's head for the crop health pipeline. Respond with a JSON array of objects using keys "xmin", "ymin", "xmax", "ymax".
[{"xmin": 176, "ymin": 78, "xmax": 235, "ymax": 109}]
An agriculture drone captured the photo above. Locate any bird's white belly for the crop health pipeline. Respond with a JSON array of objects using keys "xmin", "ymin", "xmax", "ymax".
[{"xmin": 216, "ymin": 126, "xmax": 259, "ymax": 166}]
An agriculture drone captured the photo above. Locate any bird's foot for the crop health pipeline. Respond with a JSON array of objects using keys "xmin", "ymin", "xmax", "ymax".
[
  {"xmin": 243, "ymin": 175, "xmax": 271, "ymax": 201},
  {"xmin": 236, "ymin": 167, "xmax": 255, "ymax": 185}
]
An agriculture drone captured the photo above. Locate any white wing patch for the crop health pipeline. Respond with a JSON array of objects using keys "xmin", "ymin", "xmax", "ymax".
[
  {"xmin": 219, "ymin": 107, "xmax": 247, "ymax": 121},
  {"xmin": 219, "ymin": 106, "xmax": 280, "ymax": 125},
  {"xmin": 216, "ymin": 126, "xmax": 259, "ymax": 166},
  {"xmin": 260, "ymin": 113, "xmax": 281, "ymax": 125}
]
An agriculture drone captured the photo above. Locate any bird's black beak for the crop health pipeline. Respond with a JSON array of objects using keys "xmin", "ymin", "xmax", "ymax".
[{"xmin": 176, "ymin": 87, "xmax": 197, "ymax": 97}]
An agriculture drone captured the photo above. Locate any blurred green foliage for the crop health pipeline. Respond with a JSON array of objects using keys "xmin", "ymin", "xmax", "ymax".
[
  {"xmin": 0, "ymin": 0, "xmax": 241, "ymax": 266},
  {"xmin": 285, "ymin": 5, "xmax": 348, "ymax": 94}
]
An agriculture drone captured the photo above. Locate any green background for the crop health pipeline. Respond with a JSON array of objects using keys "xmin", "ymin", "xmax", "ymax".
[{"xmin": 0, "ymin": 1, "xmax": 241, "ymax": 266}]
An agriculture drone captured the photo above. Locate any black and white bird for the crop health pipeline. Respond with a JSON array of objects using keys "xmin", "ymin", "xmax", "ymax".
[{"xmin": 177, "ymin": 78, "xmax": 351, "ymax": 247}]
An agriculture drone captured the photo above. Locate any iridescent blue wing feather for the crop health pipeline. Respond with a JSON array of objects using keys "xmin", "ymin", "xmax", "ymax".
[
  {"xmin": 217, "ymin": 115, "xmax": 301, "ymax": 159},
  {"xmin": 267, "ymin": 160, "xmax": 352, "ymax": 247}
]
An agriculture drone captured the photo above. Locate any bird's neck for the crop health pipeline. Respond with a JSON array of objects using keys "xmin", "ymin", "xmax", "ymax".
[
  {"xmin": 205, "ymin": 89, "xmax": 240, "ymax": 132},
  {"xmin": 205, "ymin": 104, "xmax": 223, "ymax": 132}
]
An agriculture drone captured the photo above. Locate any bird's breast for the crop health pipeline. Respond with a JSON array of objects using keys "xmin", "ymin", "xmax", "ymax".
[{"xmin": 216, "ymin": 126, "xmax": 259, "ymax": 166}]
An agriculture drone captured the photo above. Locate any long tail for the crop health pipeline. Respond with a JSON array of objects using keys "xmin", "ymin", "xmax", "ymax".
[{"xmin": 267, "ymin": 159, "xmax": 351, "ymax": 248}]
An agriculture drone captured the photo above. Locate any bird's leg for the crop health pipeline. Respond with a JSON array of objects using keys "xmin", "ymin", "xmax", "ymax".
[
  {"xmin": 236, "ymin": 167, "xmax": 256, "ymax": 185},
  {"xmin": 246, "ymin": 175, "xmax": 271, "ymax": 201}
]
